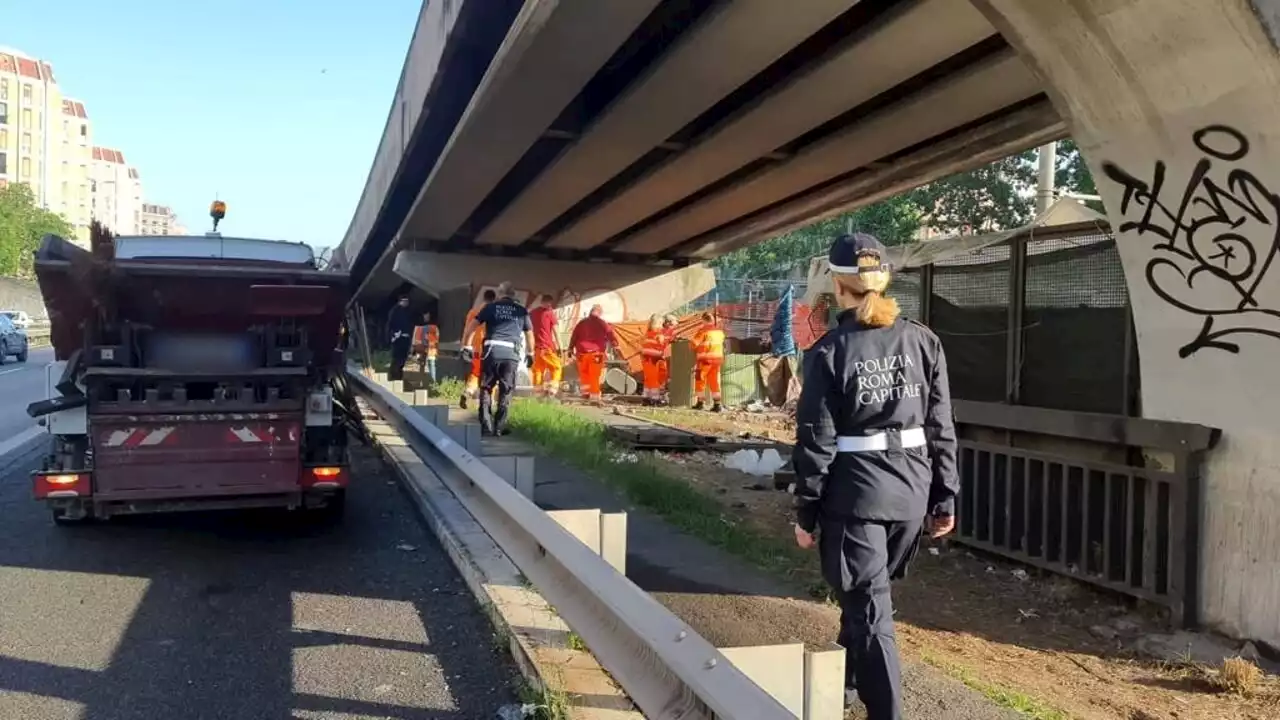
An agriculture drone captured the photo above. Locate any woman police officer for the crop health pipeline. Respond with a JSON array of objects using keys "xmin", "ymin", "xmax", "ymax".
[{"xmin": 792, "ymin": 232, "xmax": 959, "ymax": 719}]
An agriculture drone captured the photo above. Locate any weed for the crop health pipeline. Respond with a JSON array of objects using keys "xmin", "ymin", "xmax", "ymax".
[
  {"xmin": 1215, "ymin": 656, "xmax": 1262, "ymax": 696},
  {"xmin": 921, "ymin": 654, "xmax": 1070, "ymax": 720},
  {"xmin": 566, "ymin": 632, "xmax": 586, "ymax": 653},
  {"xmin": 516, "ymin": 677, "xmax": 572, "ymax": 720}
]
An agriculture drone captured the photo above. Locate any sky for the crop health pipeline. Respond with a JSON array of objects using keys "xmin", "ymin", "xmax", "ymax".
[{"xmin": 5, "ymin": 0, "xmax": 423, "ymax": 254}]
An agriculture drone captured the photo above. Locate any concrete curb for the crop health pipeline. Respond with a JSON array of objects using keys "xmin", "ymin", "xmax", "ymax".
[{"xmin": 362, "ymin": 413, "xmax": 640, "ymax": 719}]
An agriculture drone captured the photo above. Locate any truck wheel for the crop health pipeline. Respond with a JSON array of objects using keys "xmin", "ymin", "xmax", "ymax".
[{"xmin": 17, "ymin": 346, "xmax": 27, "ymax": 363}]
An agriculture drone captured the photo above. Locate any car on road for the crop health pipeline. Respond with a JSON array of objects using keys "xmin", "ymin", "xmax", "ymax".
[
  {"xmin": 0, "ymin": 314, "xmax": 29, "ymax": 364},
  {"xmin": 1, "ymin": 309, "xmax": 33, "ymax": 329}
]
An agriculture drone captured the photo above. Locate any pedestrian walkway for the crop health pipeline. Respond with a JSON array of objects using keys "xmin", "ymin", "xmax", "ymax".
[{"xmin": 447, "ymin": 404, "xmax": 1021, "ymax": 720}]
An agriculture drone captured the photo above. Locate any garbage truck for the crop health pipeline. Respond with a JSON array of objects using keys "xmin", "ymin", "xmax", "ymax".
[{"xmin": 26, "ymin": 221, "xmax": 353, "ymax": 525}]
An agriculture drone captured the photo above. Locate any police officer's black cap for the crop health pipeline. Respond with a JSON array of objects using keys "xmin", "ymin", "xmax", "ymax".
[{"xmin": 828, "ymin": 232, "xmax": 891, "ymax": 275}]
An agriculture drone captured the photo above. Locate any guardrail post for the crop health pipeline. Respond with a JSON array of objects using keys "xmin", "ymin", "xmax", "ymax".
[
  {"xmin": 719, "ymin": 644, "xmax": 805, "ymax": 716},
  {"xmin": 804, "ymin": 644, "xmax": 845, "ymax": 720},
  {"xmin": 482, "ymin": 456, "xmax": 536, "ymax": 501},
  {"xmin": 547, "ymin": 508, "xmax": 627, "ymax": 575}
]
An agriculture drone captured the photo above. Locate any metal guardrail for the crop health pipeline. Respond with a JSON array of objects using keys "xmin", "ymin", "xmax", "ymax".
[
  {"xmin": 26, "ymin": 326, "xmax": 50, "ymax": 348},
  {"xmin": 346, "ymin": 369, "xmax": 797, "ymax": 720}
]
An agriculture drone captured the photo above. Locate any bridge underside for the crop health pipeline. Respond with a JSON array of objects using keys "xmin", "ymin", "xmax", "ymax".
[{"xmin": 337, "ymin": 0, "xmax": 1067, "ymax": 302}]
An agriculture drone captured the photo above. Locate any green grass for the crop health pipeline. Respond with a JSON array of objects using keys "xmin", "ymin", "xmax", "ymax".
[
  {"xmin": 507, "ymin": 400, "xmax": 824, "ymax": 592},
  {"xmin": 921, "ymin": 655, "xmax": 1070, "ymax": 720},
  {"xmin": 508, "ymin": 400, "xmax": 1073, "ymax": 720},
  {"xmin": 516, "ymin": 677, "xmax": 572, "ymax": 720}
]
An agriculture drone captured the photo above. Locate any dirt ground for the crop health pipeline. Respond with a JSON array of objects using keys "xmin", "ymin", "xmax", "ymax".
[{"xmin": 620, "ymin": 404, "xmax": 1280, "ymax": 720}]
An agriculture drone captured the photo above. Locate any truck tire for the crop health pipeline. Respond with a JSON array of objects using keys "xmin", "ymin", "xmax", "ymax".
[{"xmin": 17, "ymin": 345, "xmax": 27, "ymax": 363}]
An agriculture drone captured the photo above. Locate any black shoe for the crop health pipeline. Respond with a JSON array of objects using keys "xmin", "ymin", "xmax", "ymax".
[
  {"xmin": 459, "ymin": 394, "xmax": 468, "ymax": 410},
  {"xmin": 480, "ymin": 425, "xmax": 494, "ymax": 437},
  {"xmin": 692, "ymin": 399, "xmax": 705, "ymax": 411},
  {"xmin": 711, "ymin": 402, "xmax": 723, "ymax": 413}
]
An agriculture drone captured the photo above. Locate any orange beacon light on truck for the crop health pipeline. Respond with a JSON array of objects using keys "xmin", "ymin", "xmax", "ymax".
[{"xmin": 210, "ymin": 200, "xmax": 227, "ymax": 231}]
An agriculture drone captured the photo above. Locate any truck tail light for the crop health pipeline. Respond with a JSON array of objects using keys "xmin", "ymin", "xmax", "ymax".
[
  {"xmin": 303, "ymin": 466, "xmax": 346, "ymax": 489},
  {"xmin": 34, "ymin": 472, "xmax": 91, "ymax": 499}
]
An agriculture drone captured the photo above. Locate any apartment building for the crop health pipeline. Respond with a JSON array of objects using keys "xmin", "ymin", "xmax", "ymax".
[
  {"xmin": 0, "ymin": 47, "xmax": 94, "ymax": 243},
  {"xmin": 90, "ymin": 146, "xmax": 142, "ymax": 236},
  {"xmin": 138, "ymin": 203, "xmax": 187, "ymax": 236}
]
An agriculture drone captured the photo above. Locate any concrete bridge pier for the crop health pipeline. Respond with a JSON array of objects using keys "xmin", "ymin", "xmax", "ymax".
[{"xmin": 975, "ymin": 0, "xmax": 1280, "ymax": 647}]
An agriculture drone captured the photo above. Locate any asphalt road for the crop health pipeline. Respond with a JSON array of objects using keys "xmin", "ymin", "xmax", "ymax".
[
  {"xmin": 0, "ymin": 436, "xmax": 519, "ymax": 720},
  {"xmin": 0, "ymin": 347, "xmax": 54, "ymax": 443}
]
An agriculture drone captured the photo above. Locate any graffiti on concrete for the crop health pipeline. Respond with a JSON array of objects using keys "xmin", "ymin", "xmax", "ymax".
[
  {"xmin": 473, "ymin": 285, "xmax": 629, "ymax": 324},
  {"xmin": 1101, "ymin": 125, "xmax": 1280, "ymax": 357}
]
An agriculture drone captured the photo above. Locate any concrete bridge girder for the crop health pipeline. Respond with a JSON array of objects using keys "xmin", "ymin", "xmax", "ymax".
[{"xmin": 974, "ymin": 0, "xmax": 1280, "ymax": 648}]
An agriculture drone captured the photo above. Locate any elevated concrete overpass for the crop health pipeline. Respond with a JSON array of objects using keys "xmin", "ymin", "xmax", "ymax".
[{"xmin": 333, "ymin": 0, "xmax": 1280, "ymax": 652}]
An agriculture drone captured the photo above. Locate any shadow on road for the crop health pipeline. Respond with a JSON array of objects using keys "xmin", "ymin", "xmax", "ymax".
[{"xmin": 0, "ymin": 441, "xmax": 516, "ymax": 720}]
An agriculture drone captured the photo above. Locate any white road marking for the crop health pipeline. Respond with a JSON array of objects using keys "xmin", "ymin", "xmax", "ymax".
[
  {"xmin": 0, "ymin": 425, "xmax": 48, "ymax": 462},
  {"xmin": 0, "ymin": 367, "xmax": 26, "ymax": 377}
]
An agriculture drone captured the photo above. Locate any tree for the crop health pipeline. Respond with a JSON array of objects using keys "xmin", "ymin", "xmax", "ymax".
[
  {"xmin": 0, "ymin": 183, "xmax": 73, "ymax": 278},
  {"xmin": 710, "ymin": 195, "xmax": 922, "ymax": 279},
  {"xmin": 1054, "ymin": 139, "xmax": 1103, "ymax": 213},
  {"xmin": 907, "ymin": 153, "xmax": 1037, "ymax": 234}
]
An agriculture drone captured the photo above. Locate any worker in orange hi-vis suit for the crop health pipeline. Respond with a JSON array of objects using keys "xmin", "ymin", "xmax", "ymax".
[
  {"xmin": 692, "ymin": 311, "xmax": 726, "ymax": 412},
  {"xmin": 528, "ymin": 294, "xmax": 564, "ymax": 398},
  {"xmin": 568, "ymin": 304, "xmax": 617, "ymax": 405},
  {"xmin": 640, "ymin": 314, "xmax": 671, "ymax": 406},
  {"xmin": 461, "ymin": 288, "xmax": 498, "ymax": 410},
  {"xmin": 658, "ymin": 314, "xmax": 679, "ymax": 394},
  {"xmin": 411, "ymin": 311, "xmax": 441, "ymax": 380}
]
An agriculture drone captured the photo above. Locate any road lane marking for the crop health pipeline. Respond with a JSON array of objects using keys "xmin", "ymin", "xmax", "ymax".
[
  {"xmin": 0, "ymin": 367, "xmax": 27, "ymax": 377},
  {"xmin": 0, "ymin": 425, "xmax": 48, "ymax": 463}
]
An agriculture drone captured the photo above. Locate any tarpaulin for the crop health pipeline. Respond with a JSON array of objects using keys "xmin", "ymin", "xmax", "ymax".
[
  {"xmin": 610, "ymin": 314, "xmax": 705, "ymax": 374},
  {"xmin": 769, "ymin": 285, "xmax": 796, "ymax": 357}
]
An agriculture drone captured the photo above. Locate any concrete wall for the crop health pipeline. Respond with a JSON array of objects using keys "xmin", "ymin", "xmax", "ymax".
[
  {"xmin": 393, "ymin": 251, "xmax": 717, "ymax": 336},
  {"xmin": 976, "ymin": 0, "xmax": 1280, "ymax": 646}
]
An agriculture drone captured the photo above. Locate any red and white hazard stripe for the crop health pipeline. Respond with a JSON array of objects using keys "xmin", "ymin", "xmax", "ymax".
[
  {"xmin": 228, "ymin": 426, "xmax": 266, "ymax": 443},
  {"xmin": 103, "ymin": 427, "xmax": 176, "ymax": 448}
]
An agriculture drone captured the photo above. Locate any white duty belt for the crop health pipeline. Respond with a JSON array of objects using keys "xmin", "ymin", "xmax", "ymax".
[
  {"xmin": 836, "ymin": 427, "xmax": 927, "ymax": 453},
  {"xmin": 483, "ymin": 339, "xmax": 516, "ymax": 348}
]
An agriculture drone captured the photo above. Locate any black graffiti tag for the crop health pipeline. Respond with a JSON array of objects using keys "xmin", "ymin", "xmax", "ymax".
[{"xmin": 1102, "ymin": 125, "xmax": 1280, "ymax": 357}]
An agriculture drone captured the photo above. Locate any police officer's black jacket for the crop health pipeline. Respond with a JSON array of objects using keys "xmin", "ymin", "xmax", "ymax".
[{"xmin": 792, "ymin": 311, "xmax": 959, "ymax": 532}]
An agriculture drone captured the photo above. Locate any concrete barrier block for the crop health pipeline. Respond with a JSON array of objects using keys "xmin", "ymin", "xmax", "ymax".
[
  {"xmin": 547, "ymin": 509, "xmax": 602, "ymax": 554},
  {"xmin": 390, "ymin": 379, "xmax": 405, "ymax": 395},
  {"xmin": 414, "ymin": 405, "xmax": 448, "ymax": 427},
  {"xmin": 600, "ymin": 512, "xmax": 627, "ymax": 575},
  {"xmin": 373, "ymin": 372, "xmax": 388, "ymax": 386},
  {"xmin": 444, "ymin": 422, "xmax": 482, "ymax": 453},
  {"xmin": 719, "ymin": 644, "xmax": 806, "ymax": 718},
  {"xmin": 804, "ymin": 644, "xmax": 845, "ymax": 720},
  {"xmin": 413, "ymin": 389, "xmax": 430, "ymax": 406},
  {"xmin": 483, "ymin": 456, "xmax": 536, "ymax": 501}
]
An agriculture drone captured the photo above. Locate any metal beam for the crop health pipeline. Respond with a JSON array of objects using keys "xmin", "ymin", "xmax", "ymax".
[
  {"xmin": 616, "ymin": 49, "xmax": 1041, "ymax": 254},
  {"xmin": 545, "ymin": 0, "xmax": 996, "ymax": 251},
  {"xmin": 474, "ymin": 0, "xmax": 860, "ymax": 247},
  {"xmin": 348, "ymin": 371, "xmax": 796, "ymax": 719}
]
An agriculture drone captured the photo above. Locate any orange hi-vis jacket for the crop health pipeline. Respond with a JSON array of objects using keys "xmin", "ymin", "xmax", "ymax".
[
  {"xmin": 641, "ymin": 328, "xmax": 670, "ymax": 358},
  {"xmin": 694, "ymin": 325, "xmax": 726, "ymax": 361},
  {"xmin": 464, "ymin": 307, "xmax": 486, "ymax": 350},
  {"xmin": 412, "ymin": 324, "xmax": 440, "ymax": 358}
]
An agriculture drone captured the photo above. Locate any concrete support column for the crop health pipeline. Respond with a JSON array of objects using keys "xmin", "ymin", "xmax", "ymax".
[{"xmin": 974, "ymin": 0, "xmax": 1280, "ymax": 645}]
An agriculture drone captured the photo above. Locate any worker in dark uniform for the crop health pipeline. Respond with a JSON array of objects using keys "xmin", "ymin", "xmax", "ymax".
[
  {"xmin": 386, "ymin": 295, "xmax": 416, "ymax": 381},
  {"xmin": 461, "ymin": 282, "xmax": 535, "ymax": 436},
  {"xmin": 791, "ymin": 232, "xmax": 959, "ymax": 720}
]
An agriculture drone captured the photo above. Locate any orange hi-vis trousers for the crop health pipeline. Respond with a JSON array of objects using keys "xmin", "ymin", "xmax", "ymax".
[
  {"xmin": 465, "ymin": 354, "xmax": 483, "ymax": 394},
  {"xmin": 694, "ymin": 358, "xmax": 723, "ymax": 400},
  {"xmin": 532, "ymin": 349, "xmax": 563, "ymax": 394},
  {"xmin": 641, "ymin": 356, "xmax": 667, "ymax": 398},
  {"xmin": 576, "ymin": 352, "xmax": 605, "ymax": 400}
]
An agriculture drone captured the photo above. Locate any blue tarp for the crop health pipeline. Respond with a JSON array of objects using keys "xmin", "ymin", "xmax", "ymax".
[{"xmin": 770, "ymin": 285, "xmax": 796, "ymax": 357}]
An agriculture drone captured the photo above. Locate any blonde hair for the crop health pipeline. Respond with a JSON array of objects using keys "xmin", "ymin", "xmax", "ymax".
[
  {"xmin": 648, "ymin": 314, "xmax": 663, "ymax": 331},
  {"xmin": 832, "ymin": 255, "xmax": 900, "ymax": 328}
]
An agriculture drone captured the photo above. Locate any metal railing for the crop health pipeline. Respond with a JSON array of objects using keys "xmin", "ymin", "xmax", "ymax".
[
  {"xmin": 346, "ymin": 369, "xmax": 799, "ymax": 719},
  {"xmin": 951, "ymin": 400, "xmax": 1219, "ymax": 625}
]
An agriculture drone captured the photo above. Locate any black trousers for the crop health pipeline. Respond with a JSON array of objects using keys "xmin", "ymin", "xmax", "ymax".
[
  {"xmin": 478, "ymin": 355, "xmax": 519, "ymax": 434},
  {"xmin": 388, "ymin": 337, "xmax": 412, "ymax": 381},
  {"xmin": 818, "ymin": 516, "xmax": 923, "ymax": 720}
]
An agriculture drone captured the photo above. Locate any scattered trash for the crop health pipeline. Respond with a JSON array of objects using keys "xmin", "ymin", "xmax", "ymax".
[
  {"xmin": 495, "ymin": 704, "xmax": 538, "ymax": 719},
  {"xmin": 1018, "ymin": 608, "xmax": 1039, "ymax": 621},
  {"xmin": 985, "ymin": 566, "xmax": 996, "ymax": 574},
  {"xmin": 723, "ymin": 448, "xmax": 788, "ymax": 476},
  {"xmin": 1090, "ymin": 625, "xmax": 1119, "ymax": 641},
  {"xmin": 927, "ymin": 547, "xmax": 940, "ymax": 556},
  {"xmin": 396, "ymin": 544, "xmax": 418, "ymax": 552},
  {"xmin": 613, "ymin": 452, "xmax": 639, "ymax": 464},
  {"xmin": 1011, "ymin": 568, "xmax": 1029, "ymax": 581},
  {"xmin": 744, "ymin": 401, "xmax": 766, "ymax": 413}
]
